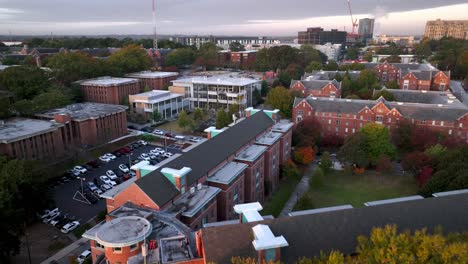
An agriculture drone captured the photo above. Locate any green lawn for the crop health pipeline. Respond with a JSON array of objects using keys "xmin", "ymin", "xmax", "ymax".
[
  {"xmin": 156, "ymin": 119, "xmax": 189, "ymax": 134},
  {"xmin": 262, "ymin": 174, "xmax": 302, "ymax": 217},
  {"xmin": 295, "ymin": 170, "xmax": 418, "ymax": 211}
]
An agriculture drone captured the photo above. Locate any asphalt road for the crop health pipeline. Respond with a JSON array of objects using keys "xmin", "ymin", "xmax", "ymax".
[{"xmin": 50, "ymin": 143, "xmax": 181, "ymax": 223}]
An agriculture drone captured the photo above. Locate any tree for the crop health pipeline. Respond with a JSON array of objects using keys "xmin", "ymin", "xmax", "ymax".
[
  {"xmin": 0, "ymin": 97, "xmax": 11, "ymax": 119},
  {"xmin": 143, "ymin": 85, "xmax": 151, "ymax": 92},
  {"xmin": 195, "ymin": 43, "xmax": 218, "ymax": 70},
  {"xmin": 280, "ymin": 160, "xmax": 300, "ymax": 179},
  {"xmin": 177, "ymin": 110, "xmax": 191, "ymax": 130},
  {"xmin": 165, "ymin": 48, "xmax": 195, "ymax": 67},
  {"xmin": 324, "ymin": 60, "xmax": 339, "ymax": 71},
  {"xmin": 346, "ymin": 47, "xmax": 359, "ymax": 60},
  {"xmin": 299, "ymin": 45, "xmax": 325, "ymax": 67},
  {"xmin": 338, "ymin": 133, "xmax": 370, "ymax": 168},
  {"xmin": 392, "ymin": 120, "xmax": 414, "ymax": 153},
  {"xmin": 12, "ymin": 88, "xmax": 71, "ymax": 117},
  {"xmin": 278, "ymin": 71, "xmax": 292, "ymax": 87},
  {"xmin": 384, "ymin": 80, "xmax": 400, "ymax": 89},
  {"xmin": 46, "ymin": 51, "xmax": 108, "ymax": 85},
  {"xmin": 380, "ymin": 55, "xmax": 401, "ymax": 63},
  {"xmin": 305, "ymin": 61, "xmax": 322, "ymax": 72},
  {"xmin": 265, "ymin": 86, "xmax": 293, "ymax": 117},
  {"xmin": 293, "ymin": 118, "xmax": 322, "ymax": 147},
  {"xmin": 401, "ymin": 151, "xmax": 433, "ymax": 175},
  {"xmin": 376, "ymin": 155, "xmax": 393, "ymax": 173},
  {"xmin": 229, "ymin": 42, "xmax": 245, "ymax": 52},
  {"xmin": 286, "ymin": 63, "xmax": 304, "ymax": 81},
  {"xmin": 293, "ymin": 146, "xmax": 315, "ymax": 165},
  {"xmin": 228, "ymin": 104, "xmax": 240, "ymax": 122},
  {"xmin": 363, "ymin": 52, "xmax": 373, "ymax": 62},
  {"xmin": 372, "ymin": 90, "xmax": 396, "ymax": 101},
  {"xmin": 0, "ymin": 66, "xmax": 50, "ymax": 100},
  {"xmin": 215, "ymin": 109, "xmax": 231, "ymax": 129},
  {"xmin": 193, "ymin": 108, "xmax": 204, "ymax": 122},
  {"xmin": 260, "ymin": 80, "xmax": 269, "ymax": 97},
  {"xmin": 152, "ymin": 111, "xmax": 162, "ymax": 122},
  {"xmin": 319, "ymin": 151, "xmax": 333, "ymax": 174},
  {"xmin": 360, "ymin": 123, "xmax": 396, "ymax": 166},
  {"xmin": 107, "ymin": 44, "xmax": 152, "ymax": 75}
]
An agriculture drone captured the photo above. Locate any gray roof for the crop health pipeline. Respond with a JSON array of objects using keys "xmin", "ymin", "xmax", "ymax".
[
  {"xmin": 384, "ymin": 89, "xmax": 465, "ymax": 107},
  {"xmin": 306, "ymin": 71, "xmax": 360, "ymax": 81},
  {"xmin": 136, "ymin": 111, "xmax": 274, "ymax": 206},
  {"xmin": 291, "ymin": 79, "xmax": 340, "ymax": 91},
  {"xmin": 362, "ymin": 62, "xmax": 437, "ymax": 71},
  {"xmin": 297, "ymin": 97, "xmax": 468, "ymax": 121},
  {"xmin": 36, "ymin": 103, "xmax": 128, "ymax": 122},
  {"xmin": 0, "ymin": 118, "xmax": 64, "ymax": 143},
  {"xmin": 202, "ymin": 193, "xmax": 468, "ymax": 264}
]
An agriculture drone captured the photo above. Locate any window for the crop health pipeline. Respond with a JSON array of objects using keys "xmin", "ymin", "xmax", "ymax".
[
  {"xmin": 130, "ymin": 244, "xmax": 138, "ymax": 251},
  {"xmin": 441, "ymin": 121, "xmax": 444, "ymax": 126},
  {"xmin": 337, "ymin": 113, "xmax": 342, "ymax": 118},
  {"xmin": 360, "ymin": 116, "xmax": 363, "ymax": 120},
  {"xmin": 388, "ymin": 118, "xmax": 392, "ymax": 123},
  {"xmin": 113, "ymin": 247, "xmax": 122, "ymax": 253},
  {"xmin": 440, "ymin": 82, "xmax": 446, "ymax": 91},
  {"xmin": 403, "ymin": 80, "xmax": 409, "ymax": 90},
  {"xmin": 459, "ymin": 123, "xmax": 463, "ymax": 128},
  {"xmin": 376, "ymin": 116, "xmax": 383, "ymax": 123},
  {"xmin": 421, "ymin": 120, "xmax": 426, "ymax": 125},
  {"xmin": 95, "ymin": 242, "xmax": 104, "ymax": 250},
  {"xmin": 345, "ymin": 128, "xmax": 348, "ymax": 133},
  {"xmin": 432, "ymin": 121, "xmax": 435, "ymax": 126},
  {"xmin": 328, "ymin": 119, "xmax": 331, "ymax": 124},
  {"xmin": 449, "ymin": 129, "xmax": 452, "ymax": 135}
]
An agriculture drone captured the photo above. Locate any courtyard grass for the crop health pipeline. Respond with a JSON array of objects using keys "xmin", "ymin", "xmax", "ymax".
[
  {"xmin": 294, "ymin": 170, "xmax": 418, "ymax": 211},
  {"xmin": 262, "ymin": 173, "xmax": 302, "ymax": 217}
]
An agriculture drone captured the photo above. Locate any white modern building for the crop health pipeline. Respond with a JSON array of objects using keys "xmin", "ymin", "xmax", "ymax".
[
  {"xmin": 313, "ymin": 43, "xmax": 342, "ymax": 61},
  {"xmin": 129, "ymin": 90, "xmax": 190, "ymax": 120},
  {"xmin": 170, "ymin": 76, "xmax": 261, "ymax": 110}
]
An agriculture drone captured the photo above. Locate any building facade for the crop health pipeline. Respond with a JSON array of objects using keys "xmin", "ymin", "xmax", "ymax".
[
  {"xmin": 126, "ymin": 71, "xmax": 179, "ymax": 90},
  {"xmin": 170, "ymin": 76, "xmax": 260, "ymax": 110},
  {"xmin": 358, "ymin": 18, "xmax": 375, "ymax": 43},
  {"xmin": 424, "ymin": 19, "xmax": 468, "ymax": 40},
  {"xmin": 292, "ymin": 96, "xmax": 468, "ymax": 142},
  {"xmin": 79, "ymin": 77, "xmax": 140, "ymax": 105},
  {"xmin": 290, "ymin": 79, "xmax": 341, "ymax": 98},
  {"xmin": 129, "ymin": 90, "xmax": 190, "ymax": 120},
  {"xmin": 298, "ymin": 27, "xmax": 347, "ymax": 45},
  {"xmin": 375, "ymin": 35, "xmax": 415, "ymax": 45},
  {"xmin": 313, "ymin": 43, "xmax": 342, "ymax": 61},
  {"xmin": 36, "ymin": 103, "xmax": 128, "ymax": 148},
  {"xmin": 0, "ymin": 118, "xmax": 66, "ymax": 160}
]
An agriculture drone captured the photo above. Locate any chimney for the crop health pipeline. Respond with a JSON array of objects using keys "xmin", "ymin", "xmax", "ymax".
[
  {"xmin": 252, "ymin": 224, "xmax": 288, "ymax": 264},
  {"xmin": 161, "ymin": 167, "xmax": 192, "ymax": 194},
  {"xmin": 233, "ymin": 202, "xmax": 264, "ymax": 223},
  {"xmin": 204, "ymin": 126, "xmax": 226, "ymax": 139}
]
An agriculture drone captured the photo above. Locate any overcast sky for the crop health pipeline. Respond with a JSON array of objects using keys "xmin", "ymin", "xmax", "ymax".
[{"xmin": 0, "ymin": 0, "xmax": 467, "ymax": 36}]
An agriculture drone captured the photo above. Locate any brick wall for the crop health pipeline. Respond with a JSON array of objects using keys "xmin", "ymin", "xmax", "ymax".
[
  {"xmin": 107, "ymin": 184, "xmax": 159, "ymax": 213},
  {"xmin": 81, "ymin": 82, "xmax": 140, "ymax": 105}
]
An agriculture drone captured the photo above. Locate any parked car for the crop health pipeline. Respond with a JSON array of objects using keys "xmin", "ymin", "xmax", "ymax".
[
  {"xmin": 55, "ymin": 217, "xmax": 73, "ymax": 229},
  {"xmin": 100, "ymin": 184, "xmax": 112, "ymax": 192},
  {"xmin": 61, "ymin": 221, "xmax": 80, "ymax": 234},
  {"xmin": 175, "ymin": 135, "xmax": 185, "ymax": 140},
  {"xmin": 76, "ymin": 249, "xmax": 91, "ymax": 264},
  {"xmin": 85, "ymin": 193, "xmax": 98, "ymax": 204},
  {"xmin": 189, "ymin": 137, "xmax": 200, "ymax": 143},
  {"xmin": 118, "ymin": 164, "xmax": 130, "ymax": 173},
  {"xmin": 116, "ymin": 171, "xmax": 124, "ymax": 178},
  {"xmin": 73, "ymin": 166, "xmax": 87, "ymax": 174},
  {"xmin": 100, "ymin": 175, "xmax": 117, "ymax": 186},
  {"xmin": 129, "ymin": 171, "xmax": 136, "ymax": 178},
  {"xmin": 38, "ymin": 208, "xmax": 58, "ymax": 220},
  {"xmin": 112, "ymin": 151, "xmax": 122, "ymax": 157},
  {"xmin": 93, "ymin": 188, "xmax": 103, "ymax": 196},
  {"xmin": 106, "ymin": 170, "xmax": 117, "ymax": 179},
  {"xmin": 103, "ymin": 153, "xmax": 117, "ymax": 160},
  {"xmin": 130, "ymin": 143, "xmax": 140, "ymax": 149},
  {"xmin": 86, "ymin": 182, "xmax": 99, "ymax": 192},
  {"xmin": 141, "ymin": 127, "xmax": 153, "ymax": 133},
  {"xmin": 137, "ymin": 140, "xmax": 148, "ymax": 146},
  {"xmin": 49, "ymin": 215, "xmax": 67, "ymax": 226},
  {"xmin": 99, "ymin": 156, "xmax": 111, "ymax": 163},
  {"xmin": 165, "ymin": 132, "xmax": 175, "ymax": 138},
  {"xmin": 122, "ymin": 174, "xmax": 131, "ymax": 181},
  {"xmin": 153, "ymin": 129, "xmax": 164, "ymax": 135},
  {"xmin": 149, "ymin": 153, "xmax": 158, "ymax": 160},
  {"xmin": 67, "ymin": 169, "xmax": 81, "ymax": 177},
  {"xmin": 87, "ymin": 160, "xmax": 100, "ymax": 168},
  {"xmin": 140, "ymin": 153, "xmax": 150, "ymax": 161},
  {"xmin": 132, "ymin": 159, "xmax": 141, "ymax": 165},
  {"xmin": 43, "ymin": 211, "xmax": 61, "ymax": 224}
]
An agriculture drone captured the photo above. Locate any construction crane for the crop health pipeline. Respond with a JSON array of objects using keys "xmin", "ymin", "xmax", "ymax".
[{"xmin": 346, "ymin": 0, "xmax": 358, "ymax": 35}]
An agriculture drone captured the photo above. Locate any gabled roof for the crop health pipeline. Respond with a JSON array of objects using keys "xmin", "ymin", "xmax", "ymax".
[
  {"xmin": 136, "ymin": 111, "xmax": 275, "ymax": 206},
  {"xmin": 291, "ymin": 79, "xmax": 340, "ymax": 91},
  {"xmin": 401, "ymin": 70, "xmax": 434, "ymax": 81},
  {"xmin": 363, "ymin": 62, "xmax": 437, "ymax": 71},
  {"xmin": 202, "ymin": 193, "xmax": 468, "ymax": 264}
]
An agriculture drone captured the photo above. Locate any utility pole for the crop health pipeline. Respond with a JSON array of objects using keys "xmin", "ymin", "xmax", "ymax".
[{"xmin": 152, "ymin": 0, "xmax": 158, "ymax": 50}]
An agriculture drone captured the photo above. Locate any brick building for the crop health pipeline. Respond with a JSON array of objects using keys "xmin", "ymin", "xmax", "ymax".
[
  {"xmin": 79, "ymin": 76, "xmax": 140, "ymax": 105},
  {"xmin": 424, "ymin": 19, "xmax": 468, "ymax": 40},
  {"xmin": 0, "ymin": 118, "xmax": 66, "ymax": 160},
  {"xmin": 102, "ymin": 109, "xmax": 293, "ymax": 229},
  {"xmin": 292, "ymin": 94, "xmax": 468, "ymax": 142},
  {"xmin": 362, "ymin": 62, "xmax": 451, "ymax": 91},
  {"xmin": 126, "ymin": 71, "xmax": 179, "ymax": 90},
  {"xmin": 36, "ymin": 103, "xmax": 128, "ymax": 148},
  {"xmin": 290, "ymin": 79, "xmax": 341, "ymax": 98}
]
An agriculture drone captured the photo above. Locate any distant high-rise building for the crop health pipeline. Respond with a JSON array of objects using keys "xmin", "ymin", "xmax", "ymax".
[
  {"xmin": 358, "ymin": 18, "xmax": 375, "ymax": 43},
  {"xmin": 298, "ymin": 27, "xmax": 347, "ymax": 45},
  {"xmin": 424, "ymin": 19, "xmax": 468, "ymax": 40}
]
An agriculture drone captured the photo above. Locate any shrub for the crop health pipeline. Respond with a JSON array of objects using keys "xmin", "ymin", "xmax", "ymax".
[
  {"xmin": 309, "ymin": 168, "xmax": 324, "ymax": 188},
  {"xmin": 293, "ymin": 146, "xmax": 315, "ymax": 165},
  {"xmin": 319, "ymin": 151, "xmax": 333, "ymax": 174},
  {"xmin": 376, "ymin": 155, "xmax": 393, "ymax": 173},
  {"xmin": 280, "ymin": 160, "xmax": 300, "ymax": 180}
]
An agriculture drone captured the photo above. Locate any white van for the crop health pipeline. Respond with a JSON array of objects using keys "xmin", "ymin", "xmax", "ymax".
[{"xmin": 76, "ymin": 249, "xmax": 91, "ymax": 264}]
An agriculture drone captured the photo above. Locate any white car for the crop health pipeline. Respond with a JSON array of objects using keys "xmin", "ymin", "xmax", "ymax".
[
  {"xmin": 140, "ymin": 153, "xmax": 150, "ymax": 161},
  {"xmin": 106, "ymin": 170, "xmax": 117, "ymax": 179},
  {"xmin": 189, "ymin": 137, "xmax": 200, "ymax": 143},
  {"xmin": 61, "ymin": 221, "xmax": 80, "ymax": 234},
  {"xmin": 175, "ymin": 135, "xmax": 185, "ymax": 140},
  {"xmin": 153, "ymin": 129, "xmax": 164, "ymax": 135},
  {"xmin": 100, "ymin": 184, "xmax": 112, "ymax": 191},
  {"xmin": 163, "ymin": 152, "xmax": 173, "ymax": 158},
  {"xmin": 38, "ymin": 208, "xmax": 58, "ymax": 219},
  {"xmin": 103, "ymin": 153, "xmax": 116, "ymax": 160},
  {"xmin": 73, "ymin": 166, "xmax": 87, "ymax": 174},
  {"xmin": 76, "ymin": 249, "xmax": 91, "ymax": 264},
  {"xmin": 149, "ymin": 149, "xmax": 160, "ymax": 154},
  {"xmin": 100, "ymin": 175, "xmax": 117, "ymax": 186},
  {"xmin": 99, "ymin": 156, "xmax": 111, "ymax": 163},
  {"xmin": 137, "ymin": 140, "xmax": 148, "ymax": 146},
  {"xmin": 43, "ymin": 211, "xmax": 60, "ymax": 224},
  {"xmin": 93, "ymin": 188, "xmax": 103, "ymax": 196},
  {"xmin": 118, "ymin": 164, "xmax": 129, "ymax": 173}
]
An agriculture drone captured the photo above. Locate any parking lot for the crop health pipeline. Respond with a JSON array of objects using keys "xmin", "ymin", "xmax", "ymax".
[{"xmin": 51, "ymin": 142, "xmax": 184, "ymax": 223}]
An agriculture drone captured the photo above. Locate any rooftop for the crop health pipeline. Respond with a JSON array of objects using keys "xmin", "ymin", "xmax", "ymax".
[
  {"xmin": 235, "ymin": 145, "xmax": 267, "ymax": 162},
  {"xmin": 160, "ymin": 236, "xmax": 194, "ymax": 264},
  {"xmin": 126, "ymin": 71, "xmax": 179, "ymax": 79},
  {"xmin": 130, "ymin": 90, "xmax": 183, "ymax": 103},
  {"xmin": 207, "ymin": 162, "xmax": 248, "ymax": 185},
  {"xmin": 0, "ymin": 118, "xmax": 64, "ymax": 144},
  {"xmin": 94, "ymin": 216, "xmax": 152, "ymax": 247},
  {"xmin": 166, "ymin": 185, "xmax": 221, "ymax": 218},
  {"xmin": 271, "ymin": 119, "xmax": 294, "ymax": 133},
  {"xmin": 288, "ymin": 205, "xmax": 354, "ymax": 217},
  {"xmin": 36, "ymin": 103, "xmax": 128, "ymax": 122},
  {"xmin": 384, "ymin": 89, "xmax": 465, "ymax": 107},
  {"xmin": 80, "ymin": 76, "xmax": 138, "ymax": 87},
  {"xmin": 202, "ymin": 192, "xmax": 468, "ymax": 264},
  {"xmin": 256, "ymin": 131, "xmax": 282, "ymax": 146},
  {"xmin": 173, "ymin": 76, "xmax": 260, "ymax": 86}
]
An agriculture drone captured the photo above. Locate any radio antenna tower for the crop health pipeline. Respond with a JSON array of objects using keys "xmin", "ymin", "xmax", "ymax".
[{"xmin": 152, "ymin": 0, "xmax": 158, "ymax": 49}]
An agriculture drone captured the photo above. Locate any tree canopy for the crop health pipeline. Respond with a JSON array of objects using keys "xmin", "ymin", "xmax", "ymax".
[
  {"xmin": 265, "ymin": 86, "xmax": 293, "ymax": 118},
  {"xmin": 0, "ymin": 66, "xmax": 50, "ymax": 100},
  {"xmin": 165, "ymin": 48, "xmax": 195, "ymax": 67},
  {"xmin": 229, "ymin": 42, "xmax": 245, "ymax": 52},
  {"xmin": 107, "ymin": 44, "xmax": 152, "ymax": 75}
]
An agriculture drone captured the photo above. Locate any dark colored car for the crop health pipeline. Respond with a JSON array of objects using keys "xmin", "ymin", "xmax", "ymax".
[
  {"xmin": 112, "ymin": 151, "xmax": 122, "ymax": 157},
  {"xmin": 132, "ymin": 159, "xmax": 141, "ymax": 165},
  {"xmin": 165, "ymin": 132, "xmax": 175, "ymax": 138},
  {"xmin": 141, "ymin": 127, "xmax": 153, "ymax": 133},
  {"xmin": 131, "ymin": 143, "xmax": 140, "ymax": 149},
  {"xmin": 86, "ymin": 160, "xmax": 100, "ymax": 168},
  {"xmin": 122, "ymin": 174, "xmax": 131, "ymax": 181},
  {"xmin": 116, "ymin": 171, "xmax": 124, "ymax": 178},
  {"xmin": 122, "ymin": 146, "xmax": 131, "ymax": 153},
  {"xmin": 84, "ymin": 193, "xmax": 98, "ymax": 204},
  {"xmin": 83, "ymin": 165, "xmax": 93, "ymax": 171},
  {"xmin": 55, "ymin": 217, "xmax": 73, "ymax": 229}
]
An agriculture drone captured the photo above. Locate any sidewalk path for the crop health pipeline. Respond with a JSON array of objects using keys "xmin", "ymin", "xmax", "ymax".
[
  {"xmin": 279, "ymin": 161, "xmax": 317, "ymax": 217},
  {"xmin": 40, "ymin": 237, "xmax": 89, "ymax": 264}
]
